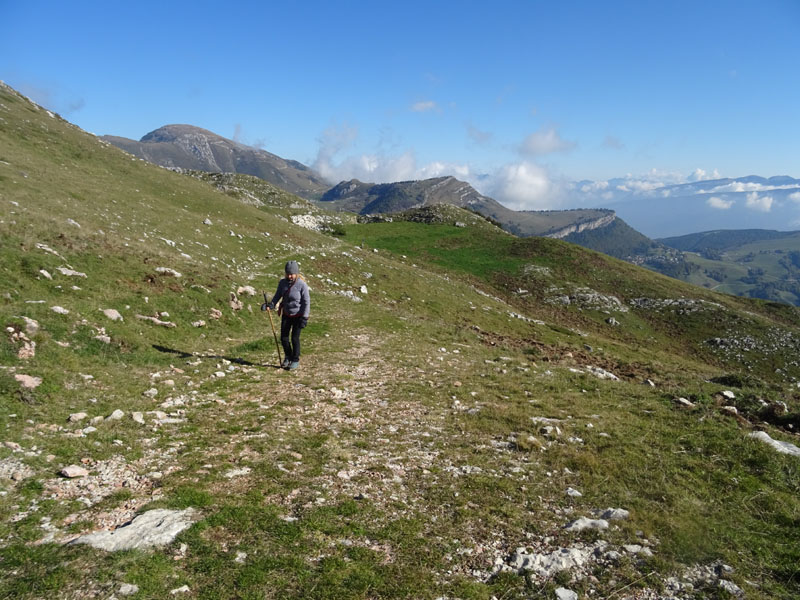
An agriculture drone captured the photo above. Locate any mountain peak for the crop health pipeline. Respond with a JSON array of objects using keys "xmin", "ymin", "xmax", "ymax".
[
  {"xmin": 102, "ymin": 125, "xmax": 330, "ymax": 199},
  {"xmin": 139, "ymin": 124, "xmax": 223, "ymax": 144}
]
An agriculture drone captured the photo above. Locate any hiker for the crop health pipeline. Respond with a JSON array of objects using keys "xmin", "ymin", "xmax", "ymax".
[{"xmin": 262, "ymin": 260, "xmax": 310, "ymax": 370}]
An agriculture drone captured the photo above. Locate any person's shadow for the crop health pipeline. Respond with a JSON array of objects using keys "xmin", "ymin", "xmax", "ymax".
[{"xmin": 152, "ymin": 345, "xmax": 282, "ymax": 369}]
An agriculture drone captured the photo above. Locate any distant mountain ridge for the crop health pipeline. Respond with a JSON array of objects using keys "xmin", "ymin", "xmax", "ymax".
[
  {"xmin": 102, "ymin": 125, "xmax": 330, "ymax": 199},
  {"xmin": 319, "ymin": 176, "xmax": 616, "ymax": 238}
]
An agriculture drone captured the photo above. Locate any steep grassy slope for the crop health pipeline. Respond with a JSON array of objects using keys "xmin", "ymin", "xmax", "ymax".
[{"xmin": 2, "ymin": 83, "xmax": 800, "ymax": 599}]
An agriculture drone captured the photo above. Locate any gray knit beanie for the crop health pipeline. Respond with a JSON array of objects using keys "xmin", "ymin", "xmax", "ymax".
[{"xmin": 285, "ymin": 260, "xmax": 299, "ymax": 275}]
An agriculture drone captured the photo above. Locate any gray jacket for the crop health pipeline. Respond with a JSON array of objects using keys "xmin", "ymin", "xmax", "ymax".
[{"xmin": 271, "ymin": 277, "xmax": 310, "ymax": 318}]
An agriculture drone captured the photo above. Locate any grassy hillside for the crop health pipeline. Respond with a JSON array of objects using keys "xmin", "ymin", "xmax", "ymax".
[
  {"xmin": 2, "ymin": 82, "xmax": 800, "ymax": 600},
  {"xmin": 656, "ymin": 230, "xmax": 800, "ymax": 305},
  {"xmin": 562, "ymin": 217, "xmax": 661, "ymax": 260}
]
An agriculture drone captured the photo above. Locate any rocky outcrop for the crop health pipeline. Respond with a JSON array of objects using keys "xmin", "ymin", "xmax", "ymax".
[{"xmin": 544, "ymin": 212, "xmax": 617, "ymax": 239}]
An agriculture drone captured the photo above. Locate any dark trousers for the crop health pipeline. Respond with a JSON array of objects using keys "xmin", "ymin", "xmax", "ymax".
[{"xmin": 280, "ymin": 315, "xmax": 302, "ymax": 361}]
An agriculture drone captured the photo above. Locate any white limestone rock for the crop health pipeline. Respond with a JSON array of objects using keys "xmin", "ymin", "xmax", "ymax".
[
  {"xmin": 565, "ymin": 517, "xmax": 609, "ymax": 532},
  {"xmin": 155, "ymin": 267, "xmax": 182, "ymax": 278},
  {"xmin": 101, "ymin": 308, "xmax": 124, "ymax": 321},
  {"xmin": 71, "ymin": 508, "xmax": 198, "ymax": 551},
  {"xmin": 600, "ymin": 508, "xmax": 630, "ymax": 520},
  {"xmin": 15, "ymin": 374, "xmax": 42, "ymax": 389},
  {"xmin": 237, "ymin": 285, "xmax": 257, "ymax": 296},
  {"xmin": 57, "ymin": 266, "xmax": 87, "ymax": 278},
  {"xmin": 555, "ymin": 588, "xmax": 578, "ymax": 600},
  {"xmin": 749, "ymin": 431, "xmax": 800, "ymax": 457},
  {"xmin": 60, "ymin": 465, "xmax": 89, "ymax": 478}
]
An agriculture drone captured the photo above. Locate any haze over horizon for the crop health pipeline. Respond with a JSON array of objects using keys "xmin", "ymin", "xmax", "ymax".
[{"xmin": 2, "ymin": 0, "xmax": 799, "ymax": 218}]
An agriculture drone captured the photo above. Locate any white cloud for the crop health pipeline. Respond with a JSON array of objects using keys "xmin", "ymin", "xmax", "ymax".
[
  {"xmin": 789, "ymin": 192, "xmax": 800, "ymax": 203},
  {"xmin": 411, "ymin": 100, "xmax": 438, "ymax": 112},
  {"xmin": 481, "ymin": 161, "xmax": 555, "ymax": 211},
  {"xmin": 316, "ymin": 150, "xmax": 418, "ymax": 184},
  {"xmin": 711, "ymin": 181, "xmax": 800, "ymax": 194},
  {"xmin": 417, "ymin": 161, "xmax": 472, "ymax": 180},
  {"xmin": 688, "ymin": 168, "xmax": 721, "ymax": 182},
  {"xmin": 519, "ymin": 126, "xmax": 576, "ymax": 156},
  {"xmin": 707, "ymin": 196, "xmax": 734, "ymax": 210},
  {"xmin": 616, "ymin": 179, "xmax": 663, "ymax": 193},
  {"xmin": 580, "ymin": 181, "xmax": 609, "ymax": 193},
  {"xmin": 745, "ymin": 192, "xmax": 773, "ymax": 212}
]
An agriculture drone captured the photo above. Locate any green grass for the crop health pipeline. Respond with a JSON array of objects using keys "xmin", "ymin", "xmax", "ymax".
[{"xmin": 2, "ymin": 81, "xmax": 800, "ymax": 599}]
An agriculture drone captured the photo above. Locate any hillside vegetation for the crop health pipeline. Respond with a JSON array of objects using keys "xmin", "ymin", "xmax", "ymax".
[
  {"xmin": 657, "ymin": 230, "xmax": 800, "ymax": 305},
  {"xmin": 2, "ymin": 82, "xmax": 800, "ymax": 599}
]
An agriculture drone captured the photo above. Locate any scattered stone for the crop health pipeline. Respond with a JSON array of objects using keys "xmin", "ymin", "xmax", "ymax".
[
  {"xmin": 555, "ymin": 588, "xmax": 578, "ymax": 600},
  {"xmin": 229, "ymin": 292, "xmax": 243, "ymax": 310},
  {"xmin": 51, "ymin": 306, "xmax": 70, "ymax": 315},
  {"xmin": 606, "ymin": 317, "xmax": 619, "ymax": 326},
  {"xmin": 600, "ymin": 508, "xmax": 630, "ymax": 520},
  {"xmin": 155, "ymin": 267, "xmax": 182, "ymax": 278},
  {"xmin": 237, "ymin": 286, "xmax": 257, "ymax": 296},
  {"xmin": 132, "ymin": 412, "xmax": 145, "ymax": 424},
  {"xmin": 203, "ymin": 218, "xmax": 212, "ymax": 225},
  {"xmin": 15, "ymin": 334, "xmax": 36, "ymax": 359},
  {"xmin": 107, "ymin": 409, "xmax": 125, "ymax": 421},
  {"xmin": 360, "ymin": 285, "xmax": 368, "ymax": 294},
  {"xmin": 171, "ymin": 585, "xmax": 191, "ymax": 595},
  {"xmin": 71, "ymin": 508, "xmax": 198, "ymax": 551},
  {"xmin": 15, "ymin": 374, "xmax": 42, "ymax": 389},
  {"xmin": 101, "ymin": 308, "xmax": 124, "ymax": 321},
  {"xmin": 39, "ymin": 269, "xmax": 53, "ymax": 280},
  {"xmin": 645, "ymin": 379, "xmax": 656, "ymax": 387},
  {"xmin": 749, "ymin": 431, "xmax": 800, "ymax": 457},
  {"xmin": 224, "ymin": 467, "xmax": 251, "ymax": 479},
  {"xmin": 119, "ymin": 583, "xmax": 139, "ymax": 596},
  {"xmin": 60, "ymin": 465, "xmax": 89, "ymax": 478},
  {"xmin": 565, "ymin": 517, "xmax": 608, "ymax": 532},
  {"xmin": 57, "ymin": 266, "xmax": 87, "ymax": 278},
  {"xmin": 234, "ymin": 551, "xmax": 247, "ymax": 563},
  {"xmin": 623, "ymin": 544, "xmax": 654, "ymax": 557},
  {"xmin": 68, "ymin": 412, "xmax": 88, "ymax": 423},
  {"xmin": 143, "ymin": 388, "xmax": 158, "ymax": 398},
  {"xmin": 94, "ymin": 334, "xmax": 112, "ymax": 344},
  {"xmin": 674, "ymin": 397, "xmax": 695, "ymax": 408},
  {"xmin": 506, "ymin": 542, "xmax": 604, "ymax": 578},
  {"xmin": 210, "ymin": 308, "xmax": 223, "ymax": 319},
  {"xmin": 21, "ymin": 316, "xmax": 39, "ymax": 335},
  {"xmin": 566, "ymin": 487, "xmax": 583, "ymax": 498},
  {"xmin": 721, "ymin": 405, "xmax": 738, "ymax": 416},
  {"xmin": 721, "ymin": 390, "xmax": 736, "ymax": 400},
  {"xmin": 3, "ymin": 441, "xmax": 22, "ymax": 452},
  {"xmin": 586, "ymin": 366, "xmax": 619, "ymax": 381},
  {"xmin": 136, "ymin": 315, "xmax": 176, "ymax": 328},
  {"xmin": 0, "ymin": 456, "xmax": 35, "ymax": 481},
  {"xmin": 192, "ymin": 320, "xmax": 207, "ymax": 328},
  {"xmin": 718, "ymin": 579, "xmax": 745, "ymax": 598}
]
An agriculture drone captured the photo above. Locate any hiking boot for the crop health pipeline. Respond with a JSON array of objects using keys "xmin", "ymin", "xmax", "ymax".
[
  {"xmin": 281, "ymin": 358, "xmax": 290, "ymax": 369},
  {"xmin": 288, "ymin": 361, "xmax": 300, "ymax": 371}
]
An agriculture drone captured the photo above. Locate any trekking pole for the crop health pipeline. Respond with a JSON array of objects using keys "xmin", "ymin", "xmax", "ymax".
[{"xmin": 263, "ymin": 292, "xmax": 282, "ymax": 367}]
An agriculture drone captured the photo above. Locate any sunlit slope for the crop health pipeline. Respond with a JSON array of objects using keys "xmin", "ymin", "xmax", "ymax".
[{"xmin": 2, "ymin": 82, "xmax": 800, "ymax": 599}]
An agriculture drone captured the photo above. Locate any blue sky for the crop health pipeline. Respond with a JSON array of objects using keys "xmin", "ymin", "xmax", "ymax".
[{"xmin": 2, "ymin": 0, "xmax": 799, "ymax": 212}]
